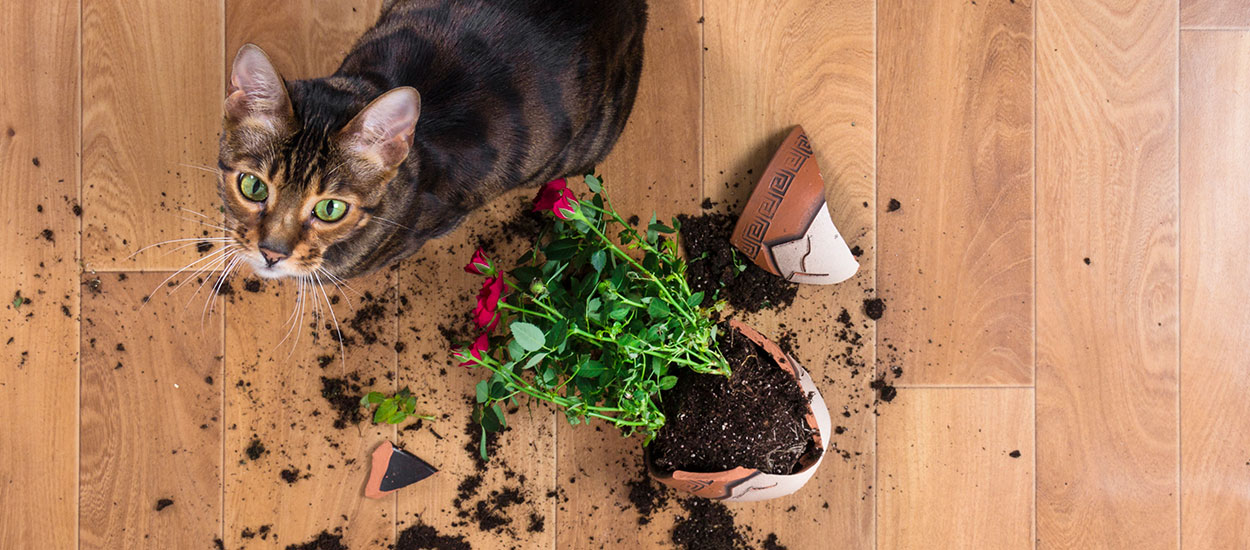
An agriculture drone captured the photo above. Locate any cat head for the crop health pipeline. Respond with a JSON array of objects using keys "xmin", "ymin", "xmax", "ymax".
[{"xmin": 218, "ymin": 44, "xmax": 421, "ymax": 279}]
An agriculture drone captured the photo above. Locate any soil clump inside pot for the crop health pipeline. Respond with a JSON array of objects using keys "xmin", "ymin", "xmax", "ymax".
[
  {"xmin": 649, "ymin": 324, "xmax": 817, "ymax": 475},
  {"xmin": 678, "ymin": 213, "xmax": 799, "ymax": 313}
]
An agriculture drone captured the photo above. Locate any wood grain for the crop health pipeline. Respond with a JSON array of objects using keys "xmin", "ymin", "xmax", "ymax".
[
  {"xmin": 1036, "ymin": 1, "xmax": 1179, "ymax": 549},
  {"xmin": 1179, "ymin": 30, "xmax": 1250, "ymax": 549},
  {"xmin": 223, "ymin": 270, "xmax": 395, "ymax": 549},
  {"xmin": 1181, "ymin": 0, "xmax": 1250, "ymax": 28},
  {"xmin": 704, "ymin": 1, "xmax": 876, "ymax": 548},
  {"xmin": 878, "ymin": 0, "xmax": 1034, "ymax": 386},
  {"xmin": 877, "ymin": 388, "xmax": 1034, "ymax": 550},
  {"xmin": 79, "ymin": 273, "xmax": 223, "ymax": 549},
  {"xmin": 82, "ymin": 0, "xmax": 223, "ymax": 271},
  {"xmin": 0, "ymin": 1, "xmax": 79, "ymax": 547},
  {"xmin": 226, "ymin": 0, "xmax": 384, "ymax": 78},
  {"xmin": 396, "ymin": 192, "xmax": 556, "ymax": 549}
]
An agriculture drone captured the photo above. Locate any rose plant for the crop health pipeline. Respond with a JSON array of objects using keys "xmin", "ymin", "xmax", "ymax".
[{"xmin": 454, "ymin": 175, "xmax": 731, "ymax": 459}]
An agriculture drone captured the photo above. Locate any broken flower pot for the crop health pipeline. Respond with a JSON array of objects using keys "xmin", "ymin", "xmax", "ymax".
[
  {"xmin": 645, "ymin": 319, "xmax": 832, "ymax": 502},
  {"xmin": 731, "ymin": 125, "xmax": 859, "ymax": 285}
]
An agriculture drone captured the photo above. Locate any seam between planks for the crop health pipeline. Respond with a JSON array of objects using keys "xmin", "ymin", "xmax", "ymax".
[
  {"xmin": 76, "ymin": 0, "xmax": 85, "ymax": 547},
  {"xmin": 1032, "ymin": 0, "xmax": 1039, "ymax": 546},
  {"xmin": 872, "ymin": 0, "xmax": 880, "ymax": 547},
  {"xmin": 1174, "ymin": 8, "xmax": 1183, "ymax": 549}
]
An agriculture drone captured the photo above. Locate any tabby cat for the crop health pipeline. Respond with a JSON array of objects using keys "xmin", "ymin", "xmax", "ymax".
[{"xmin": 219, "ymin": 0, "xmax": 646, "ymax": 280}]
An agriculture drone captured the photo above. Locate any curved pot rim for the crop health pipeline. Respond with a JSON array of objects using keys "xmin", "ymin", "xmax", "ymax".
[{"xmin": 644, "ymin": 319, "xmax": 831, "ymax": 501}]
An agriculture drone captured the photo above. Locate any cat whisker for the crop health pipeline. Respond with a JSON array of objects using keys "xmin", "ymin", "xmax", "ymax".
[
  {"xmin": 317, "ymin": 266, "xmax": 360, "ymax": 307},
  {"xmin": 275, "ymin": 278, "xmax": 304, "ymax": 352},
  {"xmin": 178, "ymin": 163, "xmax": 222, "ymax": 176},
  {"xmin": 169, "ymin": 245, "xmax": 239, "ymax": 298},
  {"xmin": 124, "ymin": 236, "xmax": 232, "ymax": 262},
  {"xmin": 313, "ymin": 270, "xmax": 347, "ymax": 372},
  {"xmin": 175, "ymin": 215, "xmax": 233, "ymax": 234},
  {"xmin": 202, "ymin": 254, "xmax": 242, "ymax": 324},
  {"xmin": 370, "ymin": 216, "xmax": 419, "ymax": 235},
  {"xmin": 287, "ymin": 278, "xmax": 309, "ymax": 359},
  {"xmin": 182, "ymin": 253, "xmax": 234, "ymax": 309},
  {"xmin": 143, "ymin": 245, "xmax": 238, "ymax": 306}
]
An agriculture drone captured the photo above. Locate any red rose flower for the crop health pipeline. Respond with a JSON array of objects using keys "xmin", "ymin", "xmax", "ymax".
[
  {"xmin": 455, "ymin": 333, "xmax": 491, "ymax": 368},
  {"xmin": 464, "ymin": 247, "xmax": 495, "ymax": 276},
  {"xmin": 533, "ymin": 178, "xmax": 579, "ymax": 220},
  {"xmin": 473, "ymin": 274, "xmax": 505, "ymax": 331}
]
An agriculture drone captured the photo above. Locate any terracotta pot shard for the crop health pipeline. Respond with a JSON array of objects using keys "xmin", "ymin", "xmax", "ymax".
[
  {"xmin": 731, "ymin": 126, "xmax": 859, "ymax": 285},
  {"xmin": 646, "ymin": 319, "xmax": 832, "ymax": 502}
]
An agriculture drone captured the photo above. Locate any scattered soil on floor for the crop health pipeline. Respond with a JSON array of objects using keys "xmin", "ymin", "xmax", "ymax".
[
  {"xmin": 670, "ymin": 498, "xmax": 751, "ymax": 550},
  {"xmin": 320, "ymin": 374, "xmax": 365, "ymax": 430},
  {"xmin": 347, "ymin": 292, "xmax": 388, "ymax": 346},
  {"xmin": 244, "ymin": 279, "xmax": 263, "ymax": 293},
  {"xmin": 1009, "ymin": 450, "xmax": 1022, "ymax": 458},
  {"xmin": 627, "ymin": 473, "xmax": 671, "ymax": 525},
  {"xmin": 527, "ymin": 512, "xmax": 545, "ymax": 533},
  {"xmin": 678, "ymin": 212, "xmax": 798, "ymax": 313},
  {"xmin": 154, "ymin": 498, "xmax": 174, "ymax": 511},
  {"xmin": 280, "ymin": 468, "xmax": 301, "ymax": 484},
  {"xmin": 285, "ymin": 529, "xmax": 346, "ymax": 550},
  {"xmin": 763, "ymin": 533, "xmax": 790, "ymax": 550},
  {"xmin": 196, "ymin": 241, "xmax": 214, "ymax": 254},
  {"xmin": 649, "ymin": 324, "xmax": 816, "ymax": 475},
  {"xmin": 396, "ymin": 520, "xmax": 472, "ymax": 550},
  {"xmin": 886, "ymin": 198, "xmax": 901, "ymax": 212}
]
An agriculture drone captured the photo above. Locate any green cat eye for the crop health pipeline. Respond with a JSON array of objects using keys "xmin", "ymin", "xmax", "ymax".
[
  {"xmin": 238, "ymin": 172, "xmax": 268, "ymax": 202},
  {"xmin": 314, "ymin": 199, "xmax": 349, "ymax": 222}
]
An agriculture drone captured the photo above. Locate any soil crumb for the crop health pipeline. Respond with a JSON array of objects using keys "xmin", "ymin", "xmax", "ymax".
[
  {"xmin": 196, "ymin": 241, "xmax": 214, "ymax": 254},
  {"xmin": 870, "ymin": 377, "xmax": 898, "ymax": 403},
  {"xmin": 678, "ymin": 212, "xmax": 798, "ymax": 313},
  {"xmin": 395, "ymin": 519, "xmax": 471, "ymax": 550},
  {"xmin": 280, "ymin": 468, "xmax": 301, "ymax": 484},
  {"xmin": 245, "ymin": 438, "xmax": 266, "ymax": 461},
  {"xmin": 285, "ymin": 529, "xmax": 347, "ymax": 550},
  {"xmin": 1009, "ymin": 450, "xmax": 1022, "ymax": 458},
  {"xmin": 886, "ymin": 198, "xmax": 901, "ymax": 212},
  {"xmin": 650, "ymin": 325, "xmax": 817, "ymax": 475},
  {"xmin": 154, "ymin": 498, "xmax": 174, "ymax": 511},
  {"xmin": 863, "ymin": 298, "xmax": 885, "ymax": 321},
  {"xmin": 244, "ymin": 278, "xmax": 263, "ymax": 293},
  {"xmin": 763, "ymin": 533, "xmax": 790, "ymax": 550}
]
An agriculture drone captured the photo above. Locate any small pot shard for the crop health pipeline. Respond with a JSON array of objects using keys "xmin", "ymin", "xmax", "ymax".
[
  {"xmin": 364, "ymin": 440, "xmax": 438, "ymax": 499},
  {"xmin": 731, "ymin": 126, "xmax": 859, "ymax": 285}
]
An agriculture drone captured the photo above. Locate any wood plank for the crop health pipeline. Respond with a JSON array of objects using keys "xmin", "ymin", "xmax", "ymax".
[
  {"xmin": 1181, "ymin": 0, "xmax": 1250, "ymax": 29},
  {"xmin": 878, "ymin": 0, "xmax": 1034, "ymax": 386},
  {"xmin": 82, "ymin": 0, "xmax": 223, "ymax": 271},
  {"xmin": 79, "ymin": 273, "xmax": 223, "ymax": 549},
  {"xmin": 0, "ymin": 0, "xmax": 79, "ymax": 547},
  {"xmin": 704, "ymin": 0, "xmax": 876, "ymax": 548},
  {"xmin": 396, "ymin": 193, "xmax": 556, "ymax": 548},
  {"xmin": 223, "ymin": 270, "xmax": 396, "ymax": 549},
  {"xmin": 1036, "ymin": 1, "xmax": 1179, "ymax": 548},
  {"xmin": 1179, "ymin": 30, "xmax": 1250, "ymax": 548},
  {"xmin": 555, "ymin": 0, "xmax": 702, "ymax": 546},
  {"xmin": 220, "ymin": 4, "xmax": 394, "ymax": 549},
  {"xmin": 877, "ymin": 388, "xmax": 1034, "ymax": 549}
]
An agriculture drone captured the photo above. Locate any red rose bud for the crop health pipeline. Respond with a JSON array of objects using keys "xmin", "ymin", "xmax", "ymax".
[
  {"xmin": 458, "ymin": 333, "xmax": 490, "ymax": 368},
  {"xmin": 464, "ymin": 247, "xmax": 494, "ymax": 276}
]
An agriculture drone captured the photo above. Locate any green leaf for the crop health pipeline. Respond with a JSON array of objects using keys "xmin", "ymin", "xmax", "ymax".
[
  {"xmin": 489, "ymin": 381, "xmax": 510, "ymax": 399},
  {"xmin": 590, "ymin": 250, "xmax": 606, "ymax": 273},
  {"xmin": 659, "ymin": 376, "xmax": 678, "ymax": 390},
  {"xmin": 510, "ymin": 321, "xmax": 546, "ymax": 352},
  {"xmin": 523, "ymin": 352, "xmax": 548, "ymax": 370},
  {"xmin": 375, "ymin": 401, "xmax": 397, "ymax": 424},
  {"xmin": 546, "ymin": 319, "xmax": 569, "ymax": 348},
  {"xmin": 585, "ymin": 174, "xmax": 603, "ymax": 192},
  {"xmin": 579, "ymin": 360, "xmax": 605, "ymax": 378},
  {"xmin": 544, "ymin": 238, "xmax": 580, "ymax": 261},
  {"xmin": 648, "ymin": 222, "xmax": 676, "ymax": 234},
  {"xmin": 475, "ymin": 380, "xmax": 489, "ymax": 403},
  {"xmin": 688, "ymin": 291, "xmax": 705, "ymax": 308},
  {"xmin": 507, "ymin": 339, "xmax": 525, "ymax": 361},
  {"xmin": 647, "ymin": 300, "xmax": 670, "ymax": 320},
  {"xmin": 11, "ymin": 293, "xmax": 21, "ymax": 310},
  {"xmin": 609, "ymin": 303, "xmax": 632, "ymax": 321}
]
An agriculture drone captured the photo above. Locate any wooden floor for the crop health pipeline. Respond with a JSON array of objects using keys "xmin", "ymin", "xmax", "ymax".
[{"xmin": 2, "ymin": 0, "xmax": 1248, "ymax": 548}]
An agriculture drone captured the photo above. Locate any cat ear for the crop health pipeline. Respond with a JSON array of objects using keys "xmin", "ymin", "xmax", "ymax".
[
  {"xmin": 340, "ymin": 87, "xmax": 421, "ymax": 171},
  {"xmin": 225, "ymin": 44, "xmax": 293, "ymax": 132}
]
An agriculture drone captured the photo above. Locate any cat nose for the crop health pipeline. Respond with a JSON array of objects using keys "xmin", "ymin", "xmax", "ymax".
[{"xmin": 258, "ymin": 242, "xmax": 289, "ymax": 267}]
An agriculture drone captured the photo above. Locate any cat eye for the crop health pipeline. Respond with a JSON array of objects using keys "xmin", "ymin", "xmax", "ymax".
[
  {"xmin": 238, "ymin": 172, "xmax": 268, "ymax": 202},
  {"xmin": 314, "ymin": 199, "xmax": 349, "ymax": 222}
]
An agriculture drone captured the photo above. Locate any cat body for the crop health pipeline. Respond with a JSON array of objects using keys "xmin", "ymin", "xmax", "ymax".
[{"xmin": 218, "ymin": 0, "xmax": 646, "ymax": 279}]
